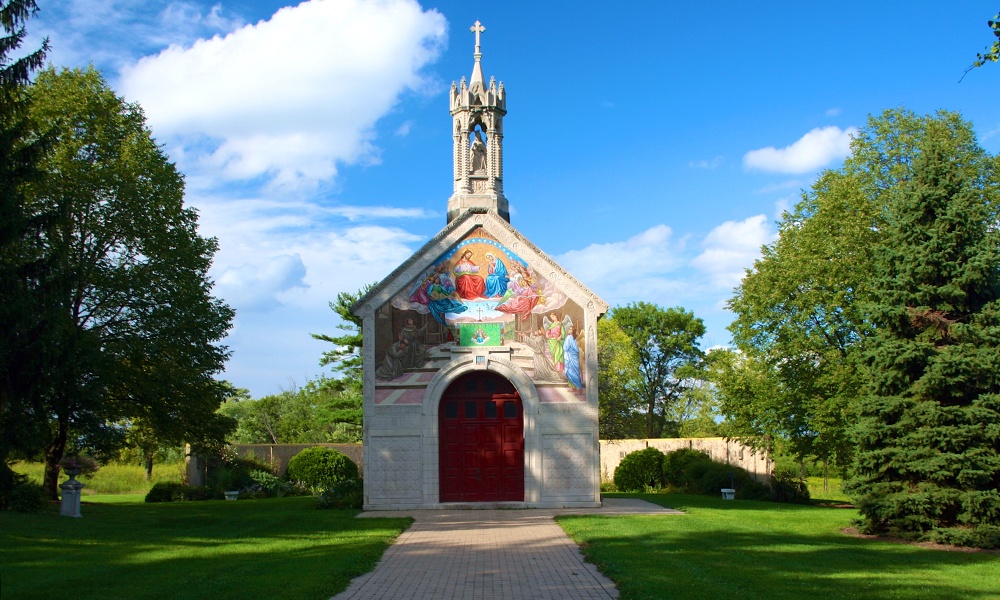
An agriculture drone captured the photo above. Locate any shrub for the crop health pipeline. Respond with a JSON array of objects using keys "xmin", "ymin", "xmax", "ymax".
[
  {"xmin": 239, "ymin": 469, "xmax": 311, "ymax": 499},
  {"xmin": 316, "ymin": 479, "xmax": 364, "ymax": 509},
  {"xmin": 145, "ymin": 482, "xmax": 222, "ymax": 502},
  {"xmin": 926, "ymin": 525, "xmax": 1000, "ymax": 549},
  {"xmin": 286, "ymin": 447, "xmax": 359, "ymax": 491},
  {"xmin": 613, "ymin": 447, "xmax": 666, "ymax": 492},
  {"xmin": 736, "ymin": 480, "xmax": 773, "ymax": 501},
  {"xmin": 686, "ymin": 460, "xmax": 756, "ymax": 496},
  {"xmin": 662, "ymin": 448, "xmax": 711, "ymax": 487},
  {"xmin": 146, "ymin": 482, "xmax": 184, "ymax": 502},
  {"xmin": 205, "ymin": 448, "xmax": 275, "ymax": 493},
  {"xmin": 5, "ymin": 476, "xmax": 50, "ymax": 513},
  {"xmin": 771, "ymin": 466, "xmax": 811, "ymax": 504}
]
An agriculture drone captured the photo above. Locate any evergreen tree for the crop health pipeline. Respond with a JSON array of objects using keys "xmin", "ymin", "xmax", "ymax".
[
  {"xmin": 848, "ymin": 122, "xmax": 1000, "ymax": 547},
  {"xmin": 0, "ymin": 0, "xmax": 50, "ymax": 504},
  {"xmin": 312, "ymin": 284, "xmax": 374, "ymax": 382}
]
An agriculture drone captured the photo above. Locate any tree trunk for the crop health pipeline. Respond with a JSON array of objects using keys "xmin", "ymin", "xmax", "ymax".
[
  {"xmin": 43, "ymin": 418, "xmax": 69, "ymax": 500},
  {"xmin": 144, "ymin": 452, "xmax": 154, "ymax": 480}
]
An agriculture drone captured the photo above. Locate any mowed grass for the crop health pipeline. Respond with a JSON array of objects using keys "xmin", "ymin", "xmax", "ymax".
[
  {"xmin": 806, "ymin": 476, "xmax": 850, "ymax": 504},
  {"xmin": 0, "ymin": 495, "xmax": 410, "ymax": 600},
  {"xmin": 558, "ymin": 494, "xmax": 999, "ymax": 600},
  {"xmin": 13, "ymin": 460, "xmax": 184, "ymax": 495}
]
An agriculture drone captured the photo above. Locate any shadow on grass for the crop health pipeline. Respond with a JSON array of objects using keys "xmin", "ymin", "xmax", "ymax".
[
  {"xmin": 0, "ymin": 496, "xmax": 412, "ymax": 600},
  {"xmin": 564, "ymin": 494, "xmax": 998, "ymax": 600}
]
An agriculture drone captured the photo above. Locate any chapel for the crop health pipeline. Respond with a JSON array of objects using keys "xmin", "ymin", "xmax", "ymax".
[{"xmin": 353, "ymin": 22, "xmax": 608, "ymax": 509}]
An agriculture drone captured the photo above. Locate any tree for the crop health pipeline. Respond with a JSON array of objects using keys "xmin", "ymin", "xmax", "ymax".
[
  {"xmin": 609, "ymin": 303, "xmax": 705, "ymax": 438},
  {"xmin": 0, "ymin": 0, "xmax": 50, "ymax": 502},
  {"xmin": 20, "ymin": 67, "xmax": 234, "ymax": 497},
  {"xmin": 847, "ymin": 123, "xmax": 1000, "ymax": 545},
  {"xmin": 218, "ymin": 376, "xmax": 362, "ymax": 444},
  {"xmin": 596, "ymin": 317, "xmax": 645, "ymax": 439},
  {"xmin": 312, "ymin": 284, "xmax": 374, "ymax": 381},
  {"xmin": 963, "ymin": 11, "xmax": 999, "ymax": 77},
  {"xmin": 723, "ymin": 109, "xmax": 985, "ymax": 473}
]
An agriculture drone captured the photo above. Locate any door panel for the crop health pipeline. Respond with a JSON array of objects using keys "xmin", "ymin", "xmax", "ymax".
[{"xmin": 439, "ymin": 372, "xmax": 523, "ymax": 502}]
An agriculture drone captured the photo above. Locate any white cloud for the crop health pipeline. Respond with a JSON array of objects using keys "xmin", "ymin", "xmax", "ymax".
[
  {"xmin": 744, "ymin": 126, "xmax": 857, "ymax": 174},
  {"xmin": 31, "ymin": 1, "xmax": 244, "ymax": 72},
  {"xmin": 119, "ymin": 0, "xmax": 447, "ymax": 189},
  {"xmin": 557, "ymin": 225, "xmax": 682, "ymax": 287},
  {"xmin": 688, "ymin": 156, "xmax": 724, "ymax": 169},
  {"xmin": 215, "ymin": 254, "xmax": 308, "ymax": 312},
  {"xmin": 825, "ymin": 107, "xmax": 842, "ymax": 117},
  {"xmin": 691, "ymin": 215, "xmax": 775, "ymax": 288}
]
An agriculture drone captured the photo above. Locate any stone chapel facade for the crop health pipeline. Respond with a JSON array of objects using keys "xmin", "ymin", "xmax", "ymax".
[{"xmin": 354, "ymin": 23, "xmax": 608, "ymax": 509}]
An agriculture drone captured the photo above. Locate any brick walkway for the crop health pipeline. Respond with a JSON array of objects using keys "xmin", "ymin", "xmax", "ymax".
[{"xmin": 331, "ymin": 499, "xmax": 682, "ymax": 600}]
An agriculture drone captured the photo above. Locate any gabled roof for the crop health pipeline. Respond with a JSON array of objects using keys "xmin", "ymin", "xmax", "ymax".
[{"xmin": 351, "ymin": 208, "xmax": 609, "ymax": 318}]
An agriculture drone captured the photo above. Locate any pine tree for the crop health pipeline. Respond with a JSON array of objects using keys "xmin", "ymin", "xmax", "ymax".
[{"xmin": 848, "ymin": 121, "xmax": 1000, "ymax": 548}]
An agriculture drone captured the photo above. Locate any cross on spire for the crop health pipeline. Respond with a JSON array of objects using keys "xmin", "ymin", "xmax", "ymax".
[{"xmin": 471, "ymin": 20, "xmax": 485, "ymax": 56}]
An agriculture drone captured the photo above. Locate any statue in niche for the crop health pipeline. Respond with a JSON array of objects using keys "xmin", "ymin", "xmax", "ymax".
[{"xmin": 470, "ymin": 129, "xmax": 487, "ymax": 173}]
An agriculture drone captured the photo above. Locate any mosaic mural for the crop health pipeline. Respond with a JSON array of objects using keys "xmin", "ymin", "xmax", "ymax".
[{"xmin": 373, "ymin": 230, "xmax": 586, "ymax": 403}]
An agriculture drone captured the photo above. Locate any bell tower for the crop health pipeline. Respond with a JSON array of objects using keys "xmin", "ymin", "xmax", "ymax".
[{"xmin": 447, "ymin": 21, "xmax": 509, "ymax": 223}]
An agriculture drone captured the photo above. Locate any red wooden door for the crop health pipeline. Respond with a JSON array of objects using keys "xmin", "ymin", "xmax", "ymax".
[{"xmin": 439, "ymin": 372, "xmax": 524, "ymax": 502}]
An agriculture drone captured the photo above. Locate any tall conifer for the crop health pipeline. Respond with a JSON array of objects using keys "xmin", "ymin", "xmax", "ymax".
[{"xmin": 848, "ymin": 121, "xmax": 1000, "ymax": 547}]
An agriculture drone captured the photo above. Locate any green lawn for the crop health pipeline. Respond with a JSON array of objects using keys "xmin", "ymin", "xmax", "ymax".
[
  {"xmin": 558, "ymin": 494, "xmax": 999, "ymax": 600},
  {"xmin": 0, "ymin": 496, "xmax": 410, "ymax": 600},
  {"xmin": 806, "ymin": 476, "xmax": 850, "ymax": 504}
]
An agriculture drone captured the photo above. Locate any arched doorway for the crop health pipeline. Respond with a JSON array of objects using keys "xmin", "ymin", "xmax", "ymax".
[{"xmin": 439, "ymin": 371, "xmax": 524, "ymax": 502}]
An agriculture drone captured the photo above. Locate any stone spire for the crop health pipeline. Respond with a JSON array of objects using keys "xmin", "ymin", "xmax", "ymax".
[{"xmin": 447, "ymin": 21, "xmax": 509, "ymax": 223}]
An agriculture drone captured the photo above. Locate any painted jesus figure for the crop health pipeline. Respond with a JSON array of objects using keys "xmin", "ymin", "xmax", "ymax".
[{"xmin": 453, "ymin": 249, "xmax": 486, "ymax": 299}]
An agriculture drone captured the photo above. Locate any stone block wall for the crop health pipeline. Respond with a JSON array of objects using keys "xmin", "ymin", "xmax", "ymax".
[{"xmin": 599, "ymin": 438, "xmax": 772, "ymax": 483}]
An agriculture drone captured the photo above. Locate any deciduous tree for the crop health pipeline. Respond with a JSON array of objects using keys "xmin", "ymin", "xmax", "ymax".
[
  {"xmin": 597, "ymin": 317, "xmax": 644, "ymax": 439},
  {"xmin": 724, "ymin": 109, "xmax": 985, "ymax": 473},
  {"xmin": 22, "ymin": 67, "xmax": 234, "ymax": 497},
  {"xmin": 609, "ymin": 303, "xmax": 705, "ymax": 438}
]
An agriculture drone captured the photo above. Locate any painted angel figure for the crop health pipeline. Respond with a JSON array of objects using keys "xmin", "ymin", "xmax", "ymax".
[
  {"xmin": 542, "ymin": 313, "xmax": 574, "ymax": 373},
  {"xmin": 563, "ymin": 324, "xmax": 583, "ymax": 389}
]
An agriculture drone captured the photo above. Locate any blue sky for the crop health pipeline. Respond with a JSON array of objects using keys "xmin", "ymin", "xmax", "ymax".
[{"xmin": 28, "ymin": 1, "xmax": 1000, "ymax": 397}]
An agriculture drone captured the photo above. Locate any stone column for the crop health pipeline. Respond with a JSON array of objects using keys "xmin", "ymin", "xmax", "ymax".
[{"xmin": 59, "ymin": 473, "xmax": 85, "ymax": 518}]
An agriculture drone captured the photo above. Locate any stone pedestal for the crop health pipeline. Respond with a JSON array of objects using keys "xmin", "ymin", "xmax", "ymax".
[{"xmin": 59, "ymin": 475, "xmax": 85, "ymax": 518}]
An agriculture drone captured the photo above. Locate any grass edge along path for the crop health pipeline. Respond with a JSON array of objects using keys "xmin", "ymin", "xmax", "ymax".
[
  {"xmin": 0, "ymin": 496, "xmax": 411, "ymax": 600},
  {"xmin": 557, "ymin": 493, "xmax": 999, "ymax": 600}
]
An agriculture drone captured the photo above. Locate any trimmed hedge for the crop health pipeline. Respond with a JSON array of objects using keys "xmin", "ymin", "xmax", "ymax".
[{"xmin": 286, "ymin": 447, "xmax": 359, "ymax": 491}]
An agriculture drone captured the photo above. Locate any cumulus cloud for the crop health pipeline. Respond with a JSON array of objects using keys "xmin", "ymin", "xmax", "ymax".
[
  {"xmin": 119, "ymin": 0, "xmax": 447, "ymax": 189},
  {"xmin": 557, "ymin": 225, "xmax": 682, "ymax": 287},
  {"xmin": 215, "ymin": 254, "xmax": 308, "ymax": 311},
  {"xmin": 744, "ymin": 126, "xmax": 857, "ymax": 174},
  {"xmin": 30, "ymin": 1, "xmax": 244, "ymax": 72},
  {"xmin": 691, "ymin": 215, "xmax": 775, "ymax": 288}
]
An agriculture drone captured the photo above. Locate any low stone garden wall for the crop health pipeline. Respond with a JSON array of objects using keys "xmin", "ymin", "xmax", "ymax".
[{"xmin": 189, "ymin": 439, "xmax": 767, "ymax": 486}]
